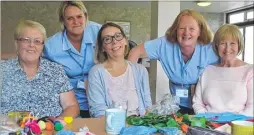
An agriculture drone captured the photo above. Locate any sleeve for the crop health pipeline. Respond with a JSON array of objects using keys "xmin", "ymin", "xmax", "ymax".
[
  {"xmin": 192, "ymin": 73, "xmax": 208, "ymax": 114},
  {"xmin": 87, "ymin": 66, "xmax": 108, "ymax": 117},
  {"xmin": 140, "ymin": 65, "xmax": 152, "ymax": 109},
  {"xmin": 239, "ymin": 66, "xmax": 253, "ymax": 116},
  {"xmin": 144, "ymin": 37, "xmax": 164, "ymax": 60},
  {"xmin": 56, "ymin": 64, "xmax": 73, "ymax": 94},
  {"xmin": 207, "ymin": 44, "xmax": 219, "ymax": 65}
]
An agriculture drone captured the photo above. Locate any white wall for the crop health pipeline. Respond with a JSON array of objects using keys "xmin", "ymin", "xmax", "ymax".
[{"xmin": 150, "ymin": 1, "xmax": 180, "ymax": 102}]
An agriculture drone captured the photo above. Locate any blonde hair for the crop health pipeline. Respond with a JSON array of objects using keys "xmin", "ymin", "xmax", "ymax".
[
  {"xmin": 14, "ymin": 19, "xmax": 47, "ymax": 41},
  {"xmin": 58, "ymin": 1, "xmax": 88, "ymax": 29},
  {"xmin": 165, "ymin": 9, "xmax": 213, "ymax": 45},
  {"xmin": 95, "ymin": 22, "xmax": 129, "ymax": 64},
  {"xmin": 213, "ymin": 24, "xmax": 244, "ymax": 56}
]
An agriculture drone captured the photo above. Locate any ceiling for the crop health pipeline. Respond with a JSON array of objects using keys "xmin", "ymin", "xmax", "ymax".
[{"xmin": 180, "ymin": 1, "xmax": 254, "ymax": 13}]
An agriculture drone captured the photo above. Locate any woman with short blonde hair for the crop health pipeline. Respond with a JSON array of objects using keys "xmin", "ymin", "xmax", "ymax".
[
  {"xmin": 193, "ymin": 24, "xmax": 253, "ymax": 116},
  {"xmin": 43, "ymin": 1, "xmax": 101, "ymax": 118}
]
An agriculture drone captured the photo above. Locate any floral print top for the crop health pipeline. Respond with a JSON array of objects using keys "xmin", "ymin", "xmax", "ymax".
[{"xmin": 0, "ymin": 57, "xmax": 73, "ymax": 118}]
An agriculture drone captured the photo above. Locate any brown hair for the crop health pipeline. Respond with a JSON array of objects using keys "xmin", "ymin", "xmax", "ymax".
[
  {"xmin": 213, "ymin": 24, "xmax": 244, "ymax": 56},
  {"xmin": 165, "ymin": 9, "xmax": 213, "ymax": 45},
  {"xmin": 95, "ymin": 22, "xmax": 129, "ymax": 63}
]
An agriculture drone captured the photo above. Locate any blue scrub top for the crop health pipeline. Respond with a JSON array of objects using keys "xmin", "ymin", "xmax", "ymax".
[
  {"xmin": 43, "ymin": 21, "xmax": 101, "ymax": 110},
  {"xmin": 144, "ymin": 36, "xmax": 219, "ymax": 108}
]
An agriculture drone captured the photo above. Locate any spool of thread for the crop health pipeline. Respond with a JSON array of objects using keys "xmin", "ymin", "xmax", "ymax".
[
  {"xmin": 45, "ymin": 121, "xmax": 54, "ymax": 131},
  {"xmin": 54, "ymin": 122, "xmax": 63, "ymax": 131},
  {"xmin": 64, "ymin": 117, "xmax": 73, "ymax": 124},
  {"xmin": 38, "ymin": 120, "xmax": 46, "ymax": 130},
  {"xmin": 53, "ymin": 120, "xmax": 61, "ymax": 125}
]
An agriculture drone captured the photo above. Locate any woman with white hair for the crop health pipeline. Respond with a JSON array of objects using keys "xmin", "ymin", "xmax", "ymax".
[{"xmin": 0, "ymin": 20, "xmax": 79, "ymax": 119}]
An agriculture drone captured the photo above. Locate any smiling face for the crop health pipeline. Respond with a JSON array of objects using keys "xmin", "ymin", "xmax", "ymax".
[
  {"xmin": 16, "ymin": 27, "xmax": 44, "ymax": 63},
  {"xmin": 218, "ymin": 36, "xmax": 239, "ymax": 61},
  {"xmin": 101, "ymin": 26, "xmax": 127, "ymax": 60},
  {"xmin": 177, "ymin": 15, "xmax": 200, "ymax": 49},
  {"xmin": 63, "ymin": 5, "xmax": 86, "ymax": 36}
]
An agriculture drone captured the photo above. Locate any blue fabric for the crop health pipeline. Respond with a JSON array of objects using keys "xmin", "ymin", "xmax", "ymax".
[
  {"xmin": 87, "ymin": 61, "xmax": 152, "ymax": 117},
  {"xmin": 56, "ymin": 130, "xmax": 75, "ymax": 135},
  {"xmin": 195, "ymin": 112, "xmax": 253, "ymax": 123},
  {"xmin": 144, "ymin": 36, "xmax": 219, "ymax": 108},
  {"xmin": 158, "ymin": 127, "xmax": 181, "ymax": 135},
  {"xmin": 120, "ymin": 126, "xmax": 157, "ymax": 135},
  {"xmin": 43, "ymin": 21, "xmax": 101, "ymax": 110}
]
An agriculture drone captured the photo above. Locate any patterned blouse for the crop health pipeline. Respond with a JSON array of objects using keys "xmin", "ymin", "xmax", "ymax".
[{"xmin": 0, "ymin": 57, "xmax": 73, "ymax": 118}]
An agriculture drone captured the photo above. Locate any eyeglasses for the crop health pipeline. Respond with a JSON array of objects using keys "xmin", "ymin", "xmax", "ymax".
[
  {"xmin": 102, "ymin": 33, "xmax": 124, "ymax": 44},
  {"xmin": 17, "ymin": 37, "xmax": 44, "ymax": 46}
]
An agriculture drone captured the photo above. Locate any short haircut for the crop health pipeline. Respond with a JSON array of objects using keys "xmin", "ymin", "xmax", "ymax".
[
  {"xmin": 165, "ymin": 9, "xmax": 213, "ymax": 45},
  {"xmin": 95, "ymin": 22, "xmax": 129, "ymax": 63},
  {"xmin": 213, "ymin": 24, "xmax": 244, "ymax": 56},
  {"xmin": 58, "ymin": 1, "xmax": 88, "ymax": 29},
  {"xmin": 14, "ymin": 19, "xmax": 47, "ymax": 41}
]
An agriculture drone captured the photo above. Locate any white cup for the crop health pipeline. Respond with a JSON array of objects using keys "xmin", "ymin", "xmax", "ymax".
[{"xmin": 105, "ymin": 101, "xmax": 128, "ymax": 135}]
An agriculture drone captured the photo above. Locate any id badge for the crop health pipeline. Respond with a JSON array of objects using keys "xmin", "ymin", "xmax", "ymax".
[
  {"xmin": 77, "ymin": 80, "xmax": 85, "ymax": 89},
  {"xmin": 176, "ymin": 89, "xmax": 188, "ymax": 98}
]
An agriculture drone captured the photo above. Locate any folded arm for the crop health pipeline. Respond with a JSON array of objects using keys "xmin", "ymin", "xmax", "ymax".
[
  {"xmin": 128, "ymin": 43, "xmax": 147, "ymax": 62},
  {"xmin": 58, "ymin": 90, "xmax": 80, "ymax": 119}
]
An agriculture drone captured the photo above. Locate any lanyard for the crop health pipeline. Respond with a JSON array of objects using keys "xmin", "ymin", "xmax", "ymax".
[{"xmin": 62, "ymin": 34, "xmax": 86, "ymax": 78}]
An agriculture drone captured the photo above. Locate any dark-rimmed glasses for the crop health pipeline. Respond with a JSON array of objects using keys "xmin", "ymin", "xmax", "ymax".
[{"xmin": 102, "ymin": 33, "xmax": 124, "ymax": 44}]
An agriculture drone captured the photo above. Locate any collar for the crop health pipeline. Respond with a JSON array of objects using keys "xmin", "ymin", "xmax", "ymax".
[
  {"xmin": 62, "ymin": 30, "xmax": 71, "ymax": 51},
  {"xmin": 62, "ymin": 23, "xmax": 94, "ymax": 51},
  {"xmin": 82, "ymin": 22, "xmax": 93, "ymax": 44},
  {"xmin": 11, "ymin": 57, "xmax": 51, "ymax": 81}
]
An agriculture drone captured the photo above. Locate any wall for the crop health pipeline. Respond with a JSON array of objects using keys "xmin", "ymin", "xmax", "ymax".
[
  {"xmin": 1, "ymin": 1, "xmax": 151, "ymax": 53},
  {"xmin": 1, "ymin": 1, "xmax": 61, "ymax": 53},
  {"xmin": 201, "ymin": 12, "xmax": 224, "ymax": 33}
]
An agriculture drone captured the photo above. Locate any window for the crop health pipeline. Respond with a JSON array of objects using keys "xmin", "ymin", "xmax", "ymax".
[
  {"xmin": 226, "ymin": 6, "xmax": 254, "ymax": 64},
  {"xmin": 247, "ymin": 11, "xmax": 253, "ymax": 20},
  {"xmin": 229, "ymin": 12, "xmax": 244, "ymax": 23}
]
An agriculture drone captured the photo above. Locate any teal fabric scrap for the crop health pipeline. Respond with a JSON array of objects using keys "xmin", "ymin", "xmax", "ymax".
[
  {"xmin": 120, "ymin": 126, "xmax": 157, "ymax": 135},
  {"xmin": 158, "ymin": 127, "xmax": 181, "ymax": 135},
  {"xmin": 195, "ymin": 112, "xmax": 253, "ymax": 123},
  {"xmin": 56, "ymin": 130, "xmax": 75, "ymax": 135}
]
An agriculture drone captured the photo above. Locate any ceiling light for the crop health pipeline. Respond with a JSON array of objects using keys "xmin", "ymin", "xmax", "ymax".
[{"xmin": 197, "ymin": 1, "xmax": 211, "ymax": 7}]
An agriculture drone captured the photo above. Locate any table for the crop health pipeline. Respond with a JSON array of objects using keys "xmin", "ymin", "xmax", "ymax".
[
  {"xmin": 43, "ymin": 118, "xmax": 162, "ymax": 135},
  {"xmin": 43, "ymin": 117, "xmax": 107, "ymax": 135}
]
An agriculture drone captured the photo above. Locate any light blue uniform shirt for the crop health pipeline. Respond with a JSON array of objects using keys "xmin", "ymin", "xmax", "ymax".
[
  {"xmin": 144, "ymin": 36, "xmax": 219, "ymax": 108},
  {"xmin": 43, "ymin": 21, "xmax": 101, "ymax": 110}
]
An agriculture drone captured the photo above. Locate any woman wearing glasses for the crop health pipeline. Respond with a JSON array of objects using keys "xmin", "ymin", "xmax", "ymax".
[
  {"xmin": 87, "ymin": 23, "xmax": 152, "ymax": 118},
  {"xmin": 43, "ymin": 1, "xmax": 101, "ymax": 118},
  {"xmin": 0, "ymin": 20, "xmax": 79, "ymax": 119}
]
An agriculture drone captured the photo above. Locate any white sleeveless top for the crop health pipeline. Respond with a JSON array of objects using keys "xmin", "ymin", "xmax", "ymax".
[{"xmin": 105, "ymin": 64, "xmax": 139, "ymax": 116}]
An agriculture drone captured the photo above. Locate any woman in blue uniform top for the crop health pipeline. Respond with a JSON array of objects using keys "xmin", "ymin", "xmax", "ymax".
[
  {"xmin": 43, "ymin": 1, "xmax": 101, "ymax": 118},
  {"xmin": 128, "ymin": 9, "xmax": 219, "ymax": 114}
]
